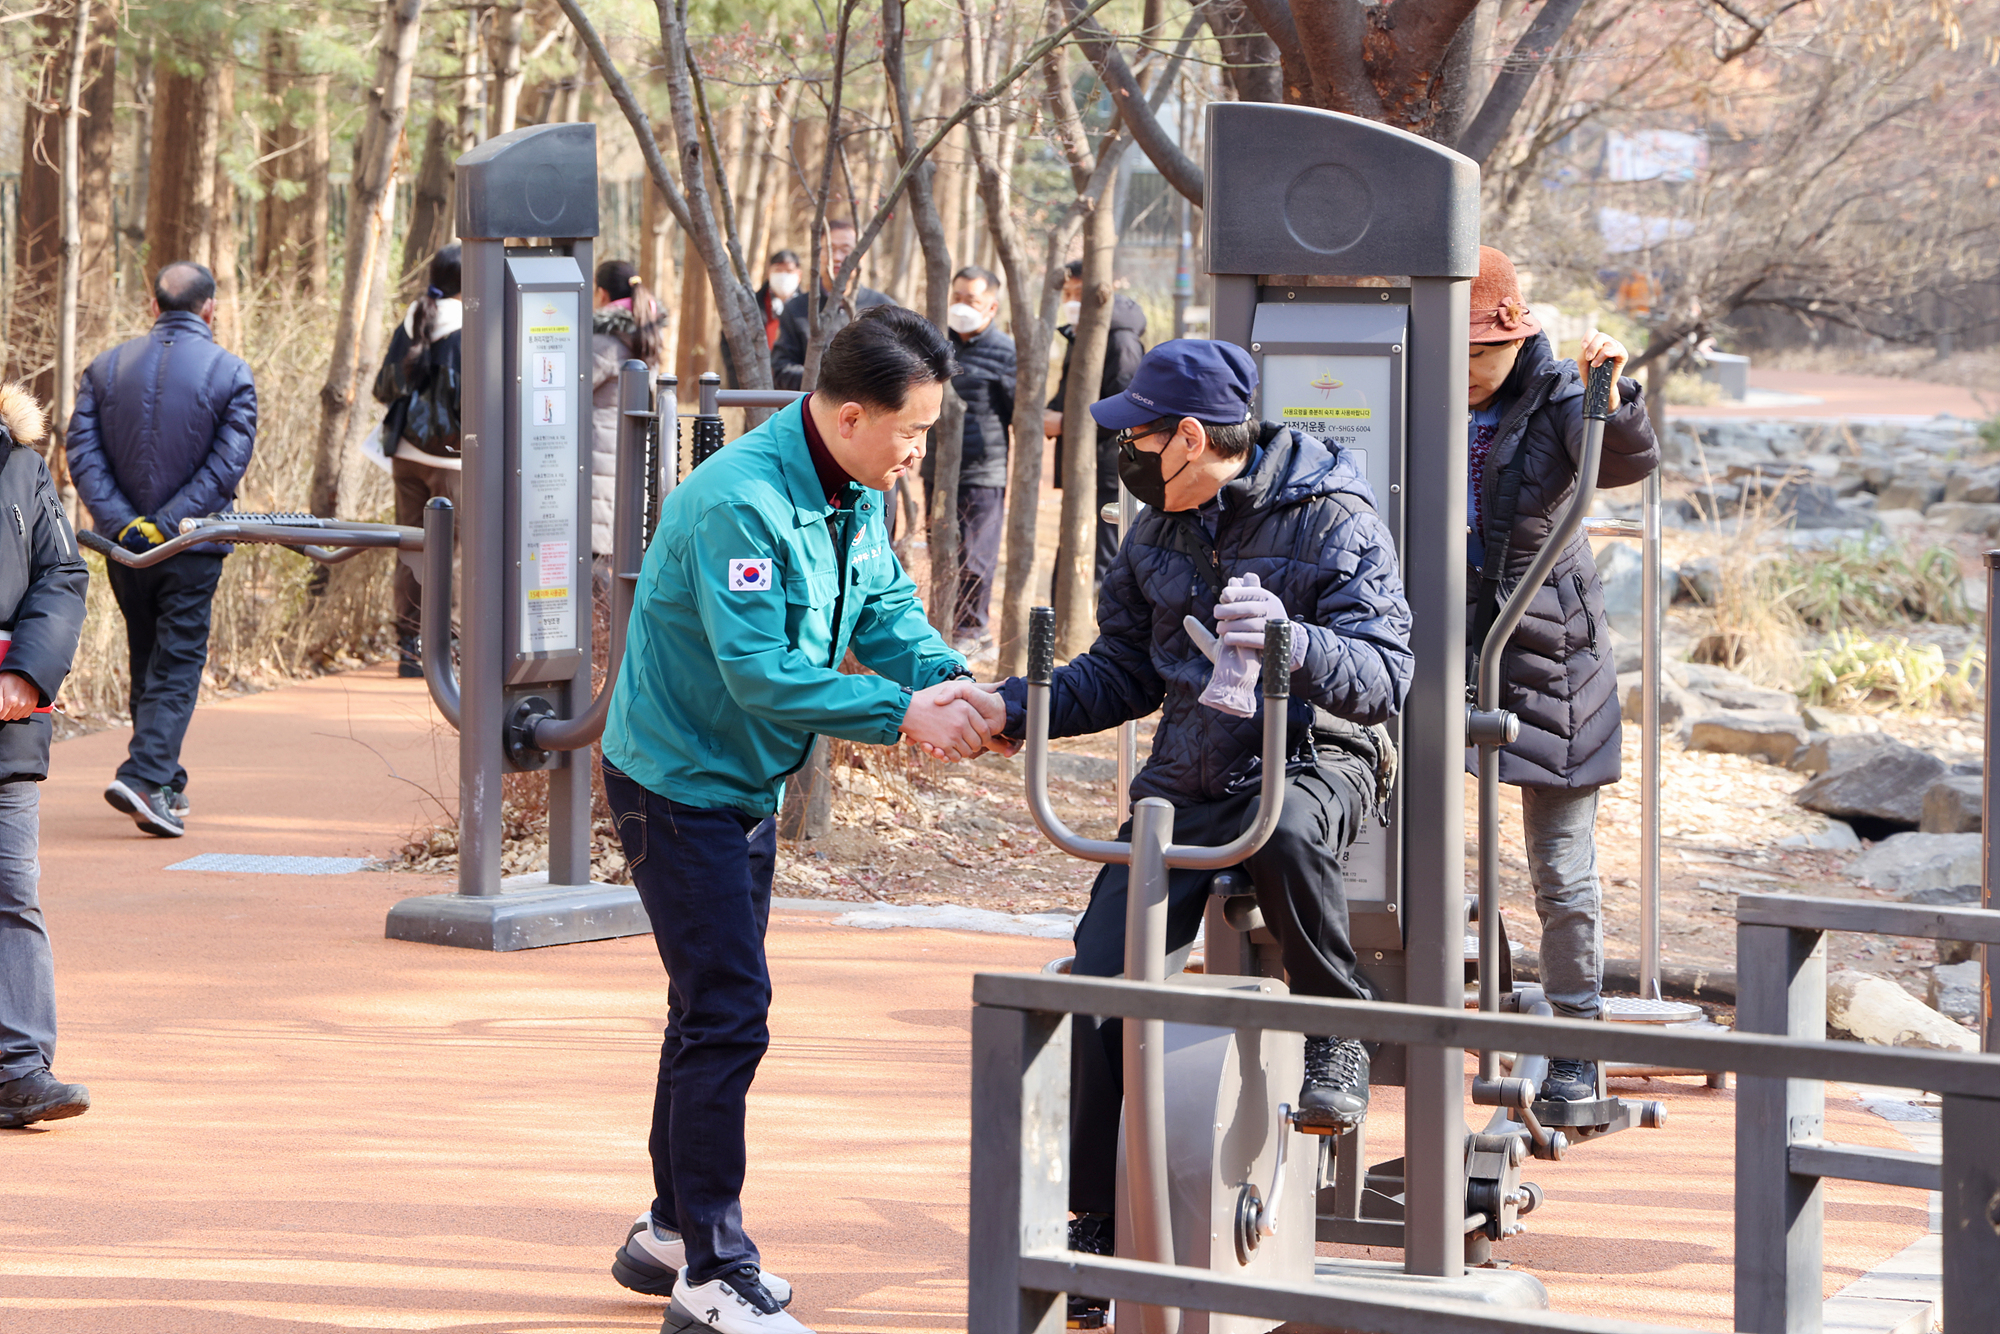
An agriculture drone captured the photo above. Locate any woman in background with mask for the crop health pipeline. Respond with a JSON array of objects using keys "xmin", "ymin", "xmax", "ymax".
[
  {"xmin": 1044, "ymin": 258, "xmax": 1148, "ymax": 585},
  {"xmin": 591, "ymin": 259, "xmax": 667, "ymax": 591},
  {"xmin": 757, "ymin": 251, "xmax": 800, "ymax": 348}
]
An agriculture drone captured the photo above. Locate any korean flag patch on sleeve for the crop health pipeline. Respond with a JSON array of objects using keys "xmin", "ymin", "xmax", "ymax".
[{"xmin": 728, "ymin": 558, "xmax": 774, "ymax": 591}]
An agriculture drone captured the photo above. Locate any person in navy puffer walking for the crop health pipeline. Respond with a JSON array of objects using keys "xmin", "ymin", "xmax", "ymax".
[{"xmin": 66, "ymin": 261, "xmax": 257, "ymax": 838}]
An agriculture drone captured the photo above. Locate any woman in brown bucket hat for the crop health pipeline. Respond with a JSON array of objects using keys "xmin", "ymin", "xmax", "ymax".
[{"xmin": 1464, "ymin": 244, "xmax": 1659, "ymax": 1102}]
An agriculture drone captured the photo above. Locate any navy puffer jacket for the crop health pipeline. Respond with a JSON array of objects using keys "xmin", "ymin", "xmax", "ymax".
[
  {"xmin": 944, "ymin": 323, "xmax": 1017, "ymax": 490},
  {"xmin": 1470, "ymin": 333, "xmax": 1658, "ymax": 788},
  {"xmin": 1000, "ymin": 424, "xmax": 1413, "ymax": 805},
  {"xmin": 66, "ymin": 311, "xmax": 257, "ymax": 555}
]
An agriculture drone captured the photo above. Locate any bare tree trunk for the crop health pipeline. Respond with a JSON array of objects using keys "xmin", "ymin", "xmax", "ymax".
[
  {"xmin": 145, "ymin": 63, "xmax": 220, "ymax": 278},
  {"xmin": 208, "ymin": 53, "xmax": 239, "ymax": 351},
  {"xmin": 54, "ymin": 0, "xmax": 90, "ymax": 467},
  {"xmin": 302, "ymin": 70, "xmax": 331, "ymax": 294},
  {"xmin": 639, "ymin": 165, "xmax": 679, "ymax": 359},
  {"xmin": 489, "ymin": 1, "xmax": 526, "ymax": 137},
  {"xmin": 1053, "ymin": 158, "xmax": 1117, "ymax": 656},
  {"xmin": 402, "ymin": 100, "xmax": 456, "ymax": 292},
  {"xmin": 459, "ymin": 6, "xmax": 487, "ymax": 150},
  {"xmin": 256, "ymin": 32, "xmax": 295, "ymax": 285},
  {"xmin": 307, "ymin": 0, "xmax": 425, "ymax": 518},
  {"xmin": 124, "ymin": 36, "xmax": 154, "ymax": 298}
]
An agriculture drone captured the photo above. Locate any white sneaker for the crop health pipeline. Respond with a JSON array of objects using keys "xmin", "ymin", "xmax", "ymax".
[
  {"xmin": 671, "ymin": 1266, "xmax": 812, "ymax": 1334},
  {"xmin": 615, "ymin": 1214, "xmax": 791, "ymax": 1305}
]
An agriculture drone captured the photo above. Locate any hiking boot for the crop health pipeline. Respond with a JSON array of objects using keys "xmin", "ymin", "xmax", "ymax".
[
  {"xmin": 1065, "ymin": 1214, "xmax": 1112, "ymax": 1328},
  {"xmin": 670, "ymin": 1265, "xmax": 811, "ymax": 1334},
  {"xmin": 1538, "ymin": 1058, "xmax": 1598, "ymax": 1103},
  {"xmin": 397, "ymin": 635, "xmax": 423, "ymax": 679},
  {"xmin": 1298, "ymin": 1037, "xmax": 1370, "ymax": 1130},
  {"xmin": 104, "ymin": 779, "xmax": 184, "ymax": 838},
  {"xmin": 0, "ymin": 1068, "xmax": 91, "ymax": 1128},
  {"xmin": 617, "ymin": 1214, "xmax": 790, "ymax": 1304}
]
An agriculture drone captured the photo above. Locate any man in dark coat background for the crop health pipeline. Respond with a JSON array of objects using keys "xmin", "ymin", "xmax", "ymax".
[
  {"xmin": 988, "ymin": 341, "xmax": 1413, "ymax": 1286},
  {"xmin": 66, "ymin": 260, "xmax": 257, "ymax": 839},
  {"xmin": 769, "ymin": 220, "xmax": 896, "ymax": 390},
  {"xmin": 924, "ymin": 265, "xmax": 1017, "ymax": 654},
  {"xmin": 1043, "ymin": 260, "xmax": 1147, "ymax": 582}
]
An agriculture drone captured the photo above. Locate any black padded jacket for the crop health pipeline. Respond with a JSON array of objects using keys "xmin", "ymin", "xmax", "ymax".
[
  {"xmin": 0, "ymin": 389, "xmax": 87, "ymax": 782},
  {"xmin": 1469, "ymin": 333, "xmax": 1659, "ymax": 788}
]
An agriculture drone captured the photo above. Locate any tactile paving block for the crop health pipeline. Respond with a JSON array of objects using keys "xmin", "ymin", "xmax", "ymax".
[{"xmin": 166, "ymin": 853, "xmax": 371, "ymax": 876}]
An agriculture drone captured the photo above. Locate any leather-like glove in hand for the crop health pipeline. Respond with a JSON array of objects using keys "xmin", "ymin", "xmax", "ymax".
[
  {"xmin": 118, "ymin": 516, "xmax": 167, "ymax": 552},
  {"xmin": 1214, "ymin": 573, "xmax": 1306, "ymax": 670}
]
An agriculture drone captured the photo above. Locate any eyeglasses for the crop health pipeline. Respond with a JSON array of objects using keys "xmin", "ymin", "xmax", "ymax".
[{"xmin": 1114, "ymin": 425, "xmax": 1173, "ymax": 459}]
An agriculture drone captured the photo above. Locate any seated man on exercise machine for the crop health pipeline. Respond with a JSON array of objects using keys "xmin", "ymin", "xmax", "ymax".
[{"xmin": 988, "ymin": 339, "xmax": 1413, "ymax": 1251}]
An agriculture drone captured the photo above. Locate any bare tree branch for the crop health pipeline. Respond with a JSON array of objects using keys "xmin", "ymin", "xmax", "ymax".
[
  {"xmin": 1455, "ymin": 0, "xmax": 1589, "ymax": 165},
  {"xmin": 1061, "ymin": 0, "xmax": 1203, "ymax": 204}
]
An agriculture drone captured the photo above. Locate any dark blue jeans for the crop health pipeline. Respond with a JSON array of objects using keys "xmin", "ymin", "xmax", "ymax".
[
  {"xmin": 105, "ymin": 552, "xmax": 223, "ymax": 791},
  {"xmin": 603, "ymin": 761, "xmax": 777, "ymax": 1285}
]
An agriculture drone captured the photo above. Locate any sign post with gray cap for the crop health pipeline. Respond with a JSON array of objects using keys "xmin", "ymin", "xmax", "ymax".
[{"xmin": 385, "ymin": 122, "xmax": 658, "ymax": 951}]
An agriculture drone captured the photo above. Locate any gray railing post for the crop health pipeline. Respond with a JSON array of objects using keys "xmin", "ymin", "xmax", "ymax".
[
  {"xmin": 1940, "ymin": 1092, "xmax": 2000, "ymax": 1324},
  {"xmin": 1734, "ymin": 921, "xmax": 1827, "ymax": 1334},
  {"xmin": 1983, "ymin": 549, "xmax": 1998, "ymax": 1051},
  {"xmin": 969, "ymin": 1004, "xmax": 1070, "ymax": 1334}
]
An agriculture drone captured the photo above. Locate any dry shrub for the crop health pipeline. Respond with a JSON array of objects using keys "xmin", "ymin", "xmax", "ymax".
[
  {"xmin": 59, "ymin": 282, "xmax": 397, "ymax": 730},
  {"xmin": 1682, "ymin": 467, "xmax": 1803, "ymax": 686}
]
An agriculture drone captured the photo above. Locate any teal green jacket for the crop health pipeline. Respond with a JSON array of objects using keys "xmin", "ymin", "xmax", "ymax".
[{"xmin": 603, "ymin": 398, "xmax": 963, "ymax": 816}]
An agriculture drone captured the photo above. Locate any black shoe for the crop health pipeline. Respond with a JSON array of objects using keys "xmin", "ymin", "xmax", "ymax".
[
  {"xmin": 163, "ymin": 785, "xmax": 190, "ymax": 819},
  {"xmin": 0, "ymin": 1069, "xmax": 91, "ymax": 1128},
  {"xmin": 104, "ymin": 779, "xmax": 184, "ymax": 837},
  {"xmin": 397, "ymin": 635, "xmax": 423, "ymax": 679},
  {"xmin": 1539, "ymin": 1058, "xmax": 1598, "ymax": 1102},
  {"xmin": 1298, "ymin": 1036, "xmax": 1371, "ymax": 1130},
  {"xmin": 1066, "ymin": 1214, "xmax": 1112, "ymax": 1328}
]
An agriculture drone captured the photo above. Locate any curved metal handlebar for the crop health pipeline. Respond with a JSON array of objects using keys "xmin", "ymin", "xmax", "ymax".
[
  {"xmin": 420, "ymin": 498, "xmax": 460, "ymax": 730},
  {"xmin": 79, "ymin": 520, "xmax": 421, "ymax": 569},
  {"xmin": 1021, "ymin": 607, "xmax": 1293, "ymax": 869}
]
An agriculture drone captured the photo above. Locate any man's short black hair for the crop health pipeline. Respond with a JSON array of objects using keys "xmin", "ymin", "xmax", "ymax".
[
  {"xmin": 826, "ymin": 218, "xmax": 857, "ymax": 235},
  {"xmin": 1135, "ymin": 415, "xmax": 1258, "ymax": 461},
  {"xmin": 154, "ymin": 261, "xmax": 216, "ymax": 313},
  {"xmin": 953, "ymin": 265, "xmax": 1001, "ymax": 295},
  {"xmin": 769, "ymin": 249, "xmax": 800, "ymax": 267},
  {"xmin": 816, "ymin": 306, "xmax": 961, "ymax": 413},
  {"xmin": 1064, "ymin": 259, "xmax": 1084, "ymax": 280}
]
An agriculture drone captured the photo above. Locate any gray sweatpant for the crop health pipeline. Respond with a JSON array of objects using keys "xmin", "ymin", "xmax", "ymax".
[
  {"xmin": 1518, "ymin": 783, "xmax": 1603, "ymax": 1022},
  {"xmin": 0, "ymin": 780, "xmax": 56, "ymax": 1080}
]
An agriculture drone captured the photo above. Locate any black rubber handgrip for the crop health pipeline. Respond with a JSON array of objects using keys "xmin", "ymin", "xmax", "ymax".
[
  {"xmin": 1583, "ymin": 358, "xmax": 1617, "ymax": 420},
  {"xmin": 1028, "ymin": 606, "xmax": 1056, "ymax": 684},
  {"xmin": 1262, "ymin": 621, "xmax": 1292, "ymax": 698}
]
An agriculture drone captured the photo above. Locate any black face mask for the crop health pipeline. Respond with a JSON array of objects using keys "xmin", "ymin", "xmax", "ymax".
[{"xmin": 1116, "ymin": 432, "xmax": 1190, "ymax": 510}]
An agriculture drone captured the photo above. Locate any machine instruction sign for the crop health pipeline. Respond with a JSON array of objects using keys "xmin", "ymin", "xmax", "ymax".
[
  {"xmin": 517, "ymin": 289, "xmax": 580, "ymax": 658},
  {"xmin": 1260, "ymin": 353, "xmax": 1393, "ymax": 479}
]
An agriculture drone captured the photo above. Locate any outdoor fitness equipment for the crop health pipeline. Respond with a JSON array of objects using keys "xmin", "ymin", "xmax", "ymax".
[
  {"xmin": 1022, "ymin": 606, "xmax": 1315, "ymax": 1334},
  {"xmin": 83, "ymin": 124, "xmax": 668, "ymax": 950}
]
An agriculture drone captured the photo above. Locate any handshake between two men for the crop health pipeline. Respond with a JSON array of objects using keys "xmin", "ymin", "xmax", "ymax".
[{"xmin": 896, "ymin": 679, "xmax": 1019, "ymax": 763}]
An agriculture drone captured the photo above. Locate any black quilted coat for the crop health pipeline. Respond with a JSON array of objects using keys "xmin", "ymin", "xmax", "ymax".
[
  {"xmin": 1471, "ymin": 333, "xmax": 1658, "ymax": 788},
  {"xmin": 1000, "ymin": 424, "xmax": 1413, "ymax": 804}
]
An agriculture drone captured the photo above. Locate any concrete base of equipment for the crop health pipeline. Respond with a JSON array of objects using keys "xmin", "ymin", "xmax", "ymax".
[
  {"xmin": 1278, "ymin": 1255, "xmax": 1549, "ymax": 1326},
  {"xmin": 384, "ymin": 872, "xmax": 651, "ymax": 950}
]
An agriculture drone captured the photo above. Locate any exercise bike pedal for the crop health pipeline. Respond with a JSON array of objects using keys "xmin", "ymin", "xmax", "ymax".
[
  {"xmin": 1066, "ymin": 1298, "xmax": 1108, "ymax": 1329},
  {"xmin": 1526, "ymin": 1095, "xmax": 1667, "ymax": 1139}
]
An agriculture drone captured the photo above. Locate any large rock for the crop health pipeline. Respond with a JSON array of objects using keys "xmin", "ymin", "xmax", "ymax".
[
  {"xmin": 1593, "ymin": 541, "xmax": 1678, "ymax": 636},
  {"xmin": 1844, "ymin": 831, "xmax": 1980, "ymax": 897},
  {"xmin": 1920, "ymin": 773, "xmax": 1984, "ymax": 833},
  {"xmin": 1798, "ymin": 705, "xmax": 1880, "ymax": 736},
  {"xmin": 1687, "ymin": 708, "xmax": 1811, "ymax": 764},
  {"xmin": 1928, "ymin": 961, "xmax": 1982, "ymax": 1026},
  {"xmin": 1876, "ymin": 475, "xmax": 1944, "ymax": 512},
  {"xmin": 1828, "ymin": 969, "xmax": 1976, "ymax": 1051},
  {"xmin": 1922, "ymin": 501, "xmax": 2000, "ymax": 537},
  {"xmin": 1776, "ymin": 819, "xmax": 1863, "ymax": 851},
  {"xmin": 1944, "ymin": 464, "xmax": 2000, "ymax": 504},
  {"xmin": 1789, "ymin": 730, "xmax": 1903, "ymax": 776},
  {"xmin": 1621, "ymin": 673, "xmax": 1702, "ymax": 726},
  {"xmin": 1793, "ymin": 740, "xmax": 1946, "ymax": 823}
]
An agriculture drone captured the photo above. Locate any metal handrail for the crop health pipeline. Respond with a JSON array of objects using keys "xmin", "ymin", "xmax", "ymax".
[
  {"xmin": 420, "ymin": 498, "xmax": 459, "ymax": 729},
  {"xmin": 79, "ymin": 519, "xmax": 422, "ymax": 568}
]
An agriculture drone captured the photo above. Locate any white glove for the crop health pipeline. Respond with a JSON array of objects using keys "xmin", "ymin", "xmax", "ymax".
[{"xmin": 1213, "ymin": 573, "xmax": 1306, "ymax": 670}]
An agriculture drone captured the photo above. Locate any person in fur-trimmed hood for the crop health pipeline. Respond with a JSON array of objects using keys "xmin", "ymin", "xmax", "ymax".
[
  {"xmin": 0, "ymin": 381, "xmax": 92, "ymax": 1128},
  {"xmin": 1463, "ymin": 245, "xmax": 1659, "ymax": 1102}
]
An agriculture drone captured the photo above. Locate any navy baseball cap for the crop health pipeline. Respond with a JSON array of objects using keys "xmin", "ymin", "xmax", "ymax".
[{"xmin": 1090, "ymin": 338, "xmax": 1259, "ymax": 431}]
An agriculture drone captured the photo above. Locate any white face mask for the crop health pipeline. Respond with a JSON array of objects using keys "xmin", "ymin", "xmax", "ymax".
[
  {"xmin": 768, "ymin": 271, "xmax": 800, "ymax": 299},
  {"xmin": 1059, "ymin": 300, "xmax": 1081, "ymax": 326},
  {"xmin": 947, "ymin": 302, "xmax": 988, "ymax": 335}
]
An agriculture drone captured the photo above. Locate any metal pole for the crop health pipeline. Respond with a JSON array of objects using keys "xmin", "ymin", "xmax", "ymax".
[
  {"xmin": 1116, "ymin": 483, "xmax": 1140, "ymax": 825},
  {"xmin": 1123, "ymin": 796, "xmax": 1181, "ymax": 1334},
  {"xmin": 1985, "ymin": 550, "xmax": 1999, "ymax": 1052},
  {"xmin": 456, "ymin": 233, "xmax": 507, "ymax": 900},
  {"xmin": 1401, "ymin": 274, "xmax": 1471, "ymax": 1280},
  {"xmin": 1640, "ymin": 471, "xmax": 1663, "ymax": 999}
]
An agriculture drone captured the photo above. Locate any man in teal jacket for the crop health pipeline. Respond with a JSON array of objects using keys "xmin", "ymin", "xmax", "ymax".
[{"xmin": 601, "ymin": 306, "xmax": 1003, "ymax": 1334}]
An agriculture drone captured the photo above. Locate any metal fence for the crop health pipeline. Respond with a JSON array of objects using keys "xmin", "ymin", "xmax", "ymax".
[{"xmin": 967, "ymin": 967, "xmax": 2000, "ymax": 1334}]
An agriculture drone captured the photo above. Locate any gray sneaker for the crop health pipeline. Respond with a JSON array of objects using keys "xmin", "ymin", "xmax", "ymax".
[
  {"xmin": 0, "ymin": 1068, "xmax": 91, "ymax": 1128},
  {"xmin": 104, "ymin": 779, "xmax": 185, "ymax": 837}
]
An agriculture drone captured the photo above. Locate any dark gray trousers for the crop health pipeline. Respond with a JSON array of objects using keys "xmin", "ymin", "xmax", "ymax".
[
  {"xmin": 0, "ymin": 780, "xmax": 54, "ymax": 1081},
  {"xmin": 106, "ymin": 551, "xmax": 224, "ymax": 792}
]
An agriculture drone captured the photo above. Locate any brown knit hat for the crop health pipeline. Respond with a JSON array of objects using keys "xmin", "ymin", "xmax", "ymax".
[{"xmin": 1468, "ymin": 245, "xmax": 1542, "ymax": 344}]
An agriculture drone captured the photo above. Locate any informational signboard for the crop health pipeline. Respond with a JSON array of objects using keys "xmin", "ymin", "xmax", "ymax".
[
  {"xmin": 517, "ymin": 287, "xmax": 580, "ymax": 660},
  {"xmin": 1260, "ymin": 352, "xmax": 1393, "ymax": 488}
]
